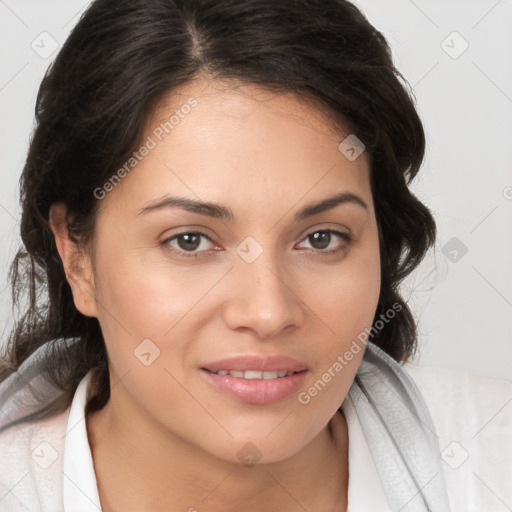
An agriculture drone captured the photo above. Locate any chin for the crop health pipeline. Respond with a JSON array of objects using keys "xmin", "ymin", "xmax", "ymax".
[{"xmin": 193, "ymin": 425, "xmax": 319, "ymax": 467}]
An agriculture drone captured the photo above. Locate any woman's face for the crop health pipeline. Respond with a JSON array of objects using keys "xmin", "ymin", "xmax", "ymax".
[{"xmin": 84, "ymin": 78, "xmax": 380, "ymax": 464}]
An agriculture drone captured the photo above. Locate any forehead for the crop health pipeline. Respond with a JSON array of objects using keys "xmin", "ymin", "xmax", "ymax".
[{"xmin": 99, "ymin": 77, "xmax": 372, "ymax": 218}]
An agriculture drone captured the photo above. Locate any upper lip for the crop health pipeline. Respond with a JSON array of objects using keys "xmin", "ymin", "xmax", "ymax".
[{"xmin": 201, "ymin": 355, "xmax": 308, "ymax": 373}]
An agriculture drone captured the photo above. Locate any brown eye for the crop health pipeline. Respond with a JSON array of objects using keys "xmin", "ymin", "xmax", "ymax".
[
  {"xmin": 162, "ymin": 232, "xmax": 215, "ymax": 257},
  {"xmin": 175, "ymin": 233, "xmax": 202, "ymax": 251},
  {"xmin": 297, "ymin": 229, "xmax": 352, "ymax": 253}
]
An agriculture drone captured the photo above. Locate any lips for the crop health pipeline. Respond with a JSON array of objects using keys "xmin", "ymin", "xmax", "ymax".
[
  {"xmin": 207, "ymin": 369, "xmax": 296, "ymax": 379},
  {"xmin": 201, "ymin": 355, "xmax": 308, "ymax": 373},
  {"xmin": 199, "ymin": 355, "xmax": 309, "ymax": 404}
]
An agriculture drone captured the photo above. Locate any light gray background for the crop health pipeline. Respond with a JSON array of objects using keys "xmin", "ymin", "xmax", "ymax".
[{"xmin": 1, "ymin": 0, "xmax": 511, "ymax": 379}]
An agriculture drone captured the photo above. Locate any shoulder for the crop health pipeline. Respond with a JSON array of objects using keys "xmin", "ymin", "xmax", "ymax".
[
  {"xmin": 0, "ymin": 371, "xmax": 95, "ymax": 511},
  {"xmin": 402, "ymin": 361, "xmax": 512, "ymax": 511},
  {"xmin": 0, "ymin": 339, "xmax": 95, "ymax": 510},
  {"xmin": 402, "ymin": 361, "xmax": 512, "ymax": 436},
  {"xmin": 0, "ymin": 407, "xmax": 69, "ymax": 511},
  {"xmin": 403, "ymin": 360, "xmax": 512, "ymax": 395}
]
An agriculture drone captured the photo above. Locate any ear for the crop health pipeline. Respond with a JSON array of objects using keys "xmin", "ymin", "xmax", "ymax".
[{"xmin": 49, "ymin": 202, "xmax": 99, "ymax": 317}]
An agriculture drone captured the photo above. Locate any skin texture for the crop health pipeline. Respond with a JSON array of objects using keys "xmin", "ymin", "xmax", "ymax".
[{"xmin": 50, "ymin": 77, "xmax": 381, "ymax": 512}]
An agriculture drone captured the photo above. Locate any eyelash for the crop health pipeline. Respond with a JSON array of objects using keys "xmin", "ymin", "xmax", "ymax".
[{"xmin": 161, "ymin": 229, "xmax": 352, "ymax": 259}]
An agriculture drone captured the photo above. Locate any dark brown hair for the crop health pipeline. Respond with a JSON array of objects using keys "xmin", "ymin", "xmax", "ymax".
[{"xmin": 1, "ymin": 0, "xmax": 435, "ymax": 423}]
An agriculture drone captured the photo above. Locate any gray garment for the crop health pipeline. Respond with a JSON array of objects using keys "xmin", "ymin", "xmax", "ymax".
[{"xmin": 0, "ymin": 338, "xmax": 450, "ymax": 511}]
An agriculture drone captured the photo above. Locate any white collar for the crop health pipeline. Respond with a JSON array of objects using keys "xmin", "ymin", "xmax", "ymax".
[
  {"xmin": 63, "ymin": 372, "xmax": 101, "ymax": 512},
  {"xmin": 341, "ymin": 395, "xmax": 391, "ymax": 511},
  {"xmin": 62, "ymin": 372, "xmax": 390, "ymax": 511}
]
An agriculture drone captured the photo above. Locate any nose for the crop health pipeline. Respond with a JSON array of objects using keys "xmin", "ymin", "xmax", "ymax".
[{"xmin": 222, "ymin": 255, "xmax": 305, "ymax": 339}]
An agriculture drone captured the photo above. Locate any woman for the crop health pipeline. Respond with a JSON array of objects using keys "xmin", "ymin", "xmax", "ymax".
[{"xmin": 0, "ymin": 0, "xmax": 510, "ymax": 511}]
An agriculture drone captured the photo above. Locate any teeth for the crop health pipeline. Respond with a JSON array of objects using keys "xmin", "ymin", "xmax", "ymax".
[
  {"xmin": 245, "ymin": 371, "xmax": 263, "ymax": 379},
  {"xmin": 211, "ymin": 369, "xmax": 296, "ymax": 379}
]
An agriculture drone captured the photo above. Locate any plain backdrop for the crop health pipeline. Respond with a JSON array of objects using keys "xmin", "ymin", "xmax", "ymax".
[{"xmin": 0, "ymin": 0, "xmax": 511, "ymax": 379}]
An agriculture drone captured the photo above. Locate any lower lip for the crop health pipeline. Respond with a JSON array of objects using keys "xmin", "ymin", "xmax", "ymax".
[{"xmin": 199, "ymin": 369, "xmax": 308, "ymax": 404}]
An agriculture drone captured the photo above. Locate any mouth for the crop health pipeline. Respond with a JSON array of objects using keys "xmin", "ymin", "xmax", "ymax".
[
  {"xmin": 199, "ymin": 366, "xmax": 308, "ymax": 404},
  {"xmin": 203, "ymin": 369, "xmax": 302, "ymax": 379},
  {"xmin": 199, "ymin": 354, "xmax": 309, "ymax": 404}
]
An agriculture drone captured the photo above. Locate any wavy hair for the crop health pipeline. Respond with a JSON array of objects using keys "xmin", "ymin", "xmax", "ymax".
[{"xmin": 0, "ymin": 0, "xmax": 435, "ymax": 422}]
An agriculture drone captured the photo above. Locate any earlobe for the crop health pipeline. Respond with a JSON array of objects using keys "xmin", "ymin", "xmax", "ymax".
[{"xmin": 49, "ymin": 202, "xmax": 98, "ymax": 317}]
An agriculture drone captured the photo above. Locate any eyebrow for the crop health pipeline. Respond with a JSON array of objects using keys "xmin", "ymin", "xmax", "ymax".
[{"xmin": 137, "ymin": 191, "xmax": 368, "ymax": 221}]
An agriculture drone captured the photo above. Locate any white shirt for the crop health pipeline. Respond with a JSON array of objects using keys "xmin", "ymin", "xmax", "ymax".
[
  {"xmin": 62, "ymin": 373, "xmax": 101, "ymax": 511},
  {"xmin": 61, "ymin": 373, "xmax": 390, "ymax": 512},
  {"xmin": 1, "ymin": 363, "xmax": 511, "ymax": 511}
]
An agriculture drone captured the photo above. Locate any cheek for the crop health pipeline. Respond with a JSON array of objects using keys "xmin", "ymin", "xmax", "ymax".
[
  {"xmin": 298, "ymin": 235, "xmax": 380, "ymax": 394},
  {"xmin": 304, "ymin": 239, "xmax": 381, "ymax": 344},
  {"xmin": 93, "ymin": 240, "xmax": 217, "ymax": 338},
  {"xmin": 87, "ymin": 224, "xmax": 382, "ymax": 462},
  {"xmin": 296, "ymin": 267, "xmax": 380, "ymax": 426},
  {"xmin": 331, "ymin": 261, "xmax": 380, "ymax": 337},
  {"xmin": 90, "ymin": 239, "xmax": 234, "ymax": 386}
]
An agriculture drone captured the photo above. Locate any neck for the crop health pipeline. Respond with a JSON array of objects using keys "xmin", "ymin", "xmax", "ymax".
[{"xmin": 86, "ymin": 382, "xmax": 348, "ymax": 512}]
